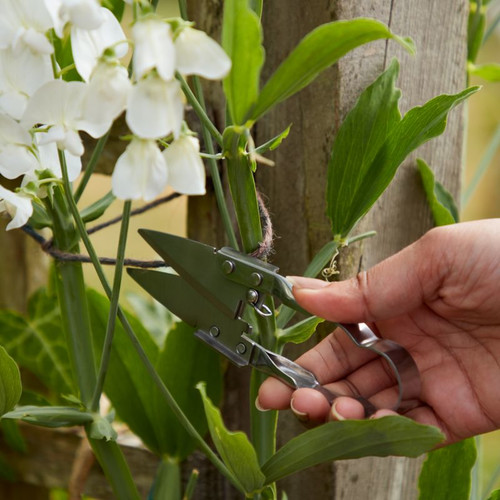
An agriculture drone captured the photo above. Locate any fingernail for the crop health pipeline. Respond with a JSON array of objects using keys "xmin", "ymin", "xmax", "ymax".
[
  {"xmin": 330, "ymin": 401, "xmax": 346, "ymax": 421},
  {"xmin": 286, "ymin": 276, "xmax": 329, "ymax": 290},
  {"xmin": 255, "ymin": 397, "xmax": 269, "ymax": 412},
  {"xmin": 290, "ymin": 397, "xmax": 309, "ymax": 422}
]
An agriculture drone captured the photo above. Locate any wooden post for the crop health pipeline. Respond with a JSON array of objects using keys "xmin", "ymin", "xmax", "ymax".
[{"xmin": 187, "ymin": 0, "xmax": 469, "ymax": 497}]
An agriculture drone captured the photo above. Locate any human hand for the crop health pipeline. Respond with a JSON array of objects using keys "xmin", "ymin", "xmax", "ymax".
[{"xmin": 257, "ymin": 220, "xmax": 500, "ymax": 444}]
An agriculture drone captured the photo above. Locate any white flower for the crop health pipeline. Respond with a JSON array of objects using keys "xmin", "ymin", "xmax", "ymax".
[
  {"xmin": 71, "ymin": 6, "xmax": 128, "ymax": 82},
  {"xmin": 80, "ymin": 61, "xmax": 131, "ymax": 137},
  {"xmin": 162, "ymin": 135, "xmax": 205, "ymax": 195},
  {"xmin": 0, "ymin": 184, "xmax": 33, "ymax": 230},
  {"xmin": 0, "ymin": 45, "xmax": 53, "ymax": 120},
  {"xmin": 0, "ymin": 0, "xmax": 54, "ymax": 54},
  {"xmin": 0, "ymin": 114, "xmax": 38, "ymax": 179},
  {"xmin": 22, "ymin": 79, "xmax": 106, "ymax": 157},
  {"xmin": 36, "ymin": 140, "xmax": 82, "ymax": 181},
  {"xmin": 132, "ymin": 18, "xmax": 175, "ymax": 81},
  {"xmin": 175, "ymin": 27, "xmax": 231, "ymax": 80},
  {"xmin": 112, "ymin": 138, "xmax": 168, "ymax": 201},
  {"xmin": 126, "ymin": 74, "xmax": 183, "ymax": 140},
  {"xmin": 45, "ymin": 0, "xmax": 105, "ymax": 38}
]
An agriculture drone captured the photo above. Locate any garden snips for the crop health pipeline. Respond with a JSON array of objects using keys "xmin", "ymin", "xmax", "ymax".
[{"xmin": 127, "ymin": 230, "xmax": 421, "ymax": 417}]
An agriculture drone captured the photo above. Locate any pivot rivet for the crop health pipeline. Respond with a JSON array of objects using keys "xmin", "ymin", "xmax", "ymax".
[
  {"xmin": 236, "ymin": 343, "xmax": 247, "ymax": 355},
  {"xmin": 222, "ymin": 260, "xmax": 235, "ymax": 274},
  {"xmin": 209, "ymin": 326, "xmax": 220, "ymax": 337}
]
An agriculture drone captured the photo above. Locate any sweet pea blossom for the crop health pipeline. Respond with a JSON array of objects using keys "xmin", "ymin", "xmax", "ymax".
[
  {"xmin": 45, "ymin": 0, "xmax": 105, "ymax": 38},
  {"xmin": 36, "ymin": 140, "xmax": 82, "ymax": 182},
  {"xmin": 132, "ymin": 18, "xmax": 175, "ymax": 82},
  {"xmin": 126, "ymin": 74, "xmax": 183, "ymax": 140},
  {"xmin": 112, "ymin": 138, "xmax": 168, "ymax": 201},
  {"xmin": 0, "ymin": 0, "xmax": 54, "ymax": 55},
  {"xmin": 81, "ymin": 61, "xmax": 131, "ymax": 137},
  {"xmin": 0, "ymin": 45, "xmax": 53, "ymax": 120},
  {"xmin": 71, "ymin": 6, "xmax": 128, "ymax": 82},
  {"xmin": 0, "ymin": 114, "xmax": 38, "ymax": 179},
  {"xmin": 162, "ymin": 135, "xmax": 206, "ymax": 195},
  {"xmin": 0, "ymin": 184, "xmax": 33, "ymax": 230},
  {"xmin": 22, "ymin": 79, "xmax": 107, "ymax": 159},
  {"xmin": 174, "ymin": 27, "xmax": 231, "ymax": 80}
]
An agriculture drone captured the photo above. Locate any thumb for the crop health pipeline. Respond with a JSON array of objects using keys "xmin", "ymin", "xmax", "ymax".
[{"xmin": 288, "ymin": 235, "xmax": 442, "ymax": 323}]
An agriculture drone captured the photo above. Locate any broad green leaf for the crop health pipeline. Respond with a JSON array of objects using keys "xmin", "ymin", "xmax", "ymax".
[
  {"xmin": 330, "ymin": 81, "xmax": 479, "ymax": 237},
  {"xmin": 126, "ymin": 291, "xmax": 176, "ymax": 348},
  {"xmin": 327, "ymin": 59, "xmax": 402, "ymax": 237},
  {"xmin": 0, "ymin": 288, "xmax": 75, "ymax": 396},
  {"xmin": 487, "ymin": 489, "xmax": 500, "ymax": 500},
  {"xmin": 418, "ymin": 438, "xmax": 477, "ymax": 500},
  {"xmin": 277, "ymin": 316, "xmax": 324, "ymax": 346},
  {"xmin": 417, "ymin": 159, "xmax": 458, "ymax": 226},
  {"xmin": 262, "ymin": 416, "xmax": 444, "ymax": 483},
  {"xmin": 151, "ymin": 322, "xmax": 223, "ymax": 460},
  {"xmin": 88, "ymin": 289, "xmax": 222, "ymax": 459},
  {"xmin": 52, "ymin": 34, "xmax": 81, "ymax": 82},
  {"xmin": 254, "ymin": 125, "xmax": 292, "ymax": 154},
  {"xmin": 222, "ymin": 0, "xmax": 264, "ymax": 125},
  {"xmin": 197, "ymin": 382, "xmax": 265, "ymax": 494},
  {"xmin": 250, "ymin": 19, "xmax": 414, "ymax": 122},
  {"xmin": 2, "ymin": 405, "xmax": 93, "ymax": 428},
  {"xmin": 80, "ymin": 191, "xmax": 116, "ymax": 223},
  {"xmin": 468, "ymin": 62, "xmax": 500, "ymax": 82},
  {"xmin": 0, "ymin": 346, "xmax": 21, "ymax": 415}
]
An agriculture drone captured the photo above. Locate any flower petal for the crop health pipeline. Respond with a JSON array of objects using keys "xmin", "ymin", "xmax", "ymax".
[
  {"xmin": 0, "ymin": 185, "xmax": 33, "ymax": 230},
  {"xmin": 126, "ymin": 76, "xmax": 183, "ymax": 140},
  {"xmin": 132, "ymin": 19, "xmax": 175, "ymax": 81},
  {"xmin": 71, "ymin": 7, "xmax": 128, "ymax": 81},
  {"xmin": 175, "ymin": 28, "xmax": 231, "ymax": 80},
  {"xmin": 37, "ymin": 141, "xmax": 82, "ymax": 180},
  {"xmin": 112, "ymin": 138, "xmax": 168, "ymax": 201},
  {"xmin": 80, "ymin": 62, "xmax": 131, "ymax": 136},
  {"xmin": 163, "ymin": 136, "xmax": 206, "ymax": 195}
]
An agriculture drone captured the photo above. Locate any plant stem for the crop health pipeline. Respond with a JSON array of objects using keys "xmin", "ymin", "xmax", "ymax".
[
  {"xmin": 150, "ymin": 457, "xmax": 181, "ymax": 500},
  {"xmin": 176, "ymin": 72, "xmax": 223, "ymax": 147},
  {"xmin": 74, "ymin": 132, "xmax": 110, "ymax": 203},
  {"xmin": 58, "ymin": 153, "xmax": 243, "ymax": 492},
  {"xmin": 90, "ymin": 200, "xmax": 132, "ymax": 411},
  {"xmin": 55, "ymin": 151, "xmax": 141, "ymax": 499}
]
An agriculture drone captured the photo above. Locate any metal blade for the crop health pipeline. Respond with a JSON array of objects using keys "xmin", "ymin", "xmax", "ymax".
[
  {"xmin": 138, "ymin": 229, "xmax": 244, "ymax": 318},
  {"xmin": 127, "ymin": 268, "xmax": 253, "ymax": 366}
]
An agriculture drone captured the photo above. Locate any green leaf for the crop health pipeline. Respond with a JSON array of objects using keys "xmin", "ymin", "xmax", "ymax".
[
  {"xmin": 327, "ymin": 59, "xmax": 402, "ymax": 237},
  {"xmin": 125, "ymin": 291, "xmax": 176, "ymax": 348},
  {"xmin": 328, "ymin": 66, "xmax": 478, "ymax": 237},
  {"xmin": 0, "ymin": 346, "xmax": 21, "ymax": 415},
  {"xmin": 487, "ymin": 489, "xmax": 500, "ymax": 500},
  {"xmin": 2, "ymin": 405, "xmax": 93, "ymax": 428},
  {"xmin": 151, "ymin": 458, "xmax": 181, "ymax": 500},
  {"xmin": 197, "ymin": 382, "xmax": 265, "ymax": 494},
  {"xmin": 277, "ymin": 316, "xmax": 324, "ymax": 346},
  {"xmin": 151, "ymin": 322, "xmax": 223, "ymax": 460},
  {"xmin": 222, "ymin": 0, "xmax": 264, "ymax": 125},
  {"xmin": 28, "ymin": 202, "xmax": 52, "ymax": 229},
  {"xmin": 88, "ymin": 415, "xmax": 118, "ymax": 442},
  {"xmin": 250, "ymin": 19, "xmax": 414, "ymax": 122},
  {"xmin": 254, "ymin": 125, "xmax": 292, "ymax": 154},
  {"xmin": 0, "ymin": 288, "xmax": 75, "ymax": 396},
  {"xmin": 418, "ymin": 438, "xmax": 477, "ymax": 500},
  {"xmin": 262, "ymin": 416, "xmax": 444, "ymax": 483},
  {"xmin": 468, "ymin": 62, "xmax": 500, "ymax": 82},
  {"xmin": 468, "ymin": 4, "xmax": 485, "ymax": 63},
  {"xmin": 417, "ymin": 159, "xmax": 458, "ymax": 225},
  {"xmin": 80, "ymin": 191, "xmax": 116, "ymax": 223},
  {"xmin": 88, "ymin": 289, "xmax": 222, "ymax": 459},
  {"xmin": 52, "ymin": 33, "xmax": 81, "ymax": 82}
]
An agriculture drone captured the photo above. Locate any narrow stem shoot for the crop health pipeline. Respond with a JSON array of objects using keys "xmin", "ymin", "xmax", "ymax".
[
  {"xmin": 74, "ymin": 132, "xmax": 110, "ymax": 203},
  {"xmin": 90, "ymin": 200, "xmax": 132, "ymax": 411}
]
